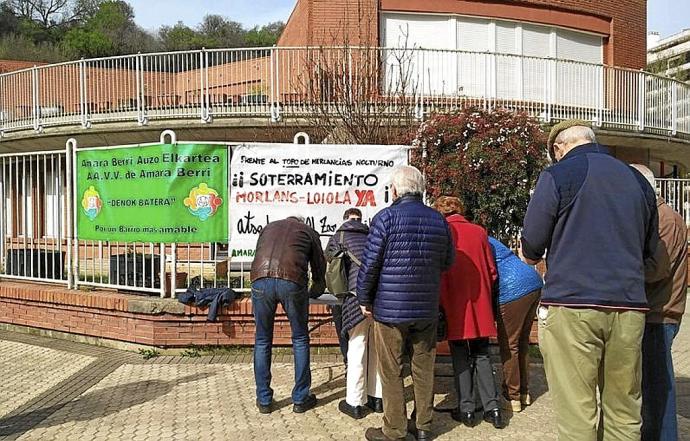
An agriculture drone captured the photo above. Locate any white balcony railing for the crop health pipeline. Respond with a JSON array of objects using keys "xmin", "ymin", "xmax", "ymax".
[{"xmin": 0, "ymin": 47, "xmax": 689, "ymax": 139}]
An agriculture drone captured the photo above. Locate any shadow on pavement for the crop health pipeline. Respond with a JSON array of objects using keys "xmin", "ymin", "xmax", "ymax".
[
  {"xmin": 0, "ymin": 372, "xmax": 216, "ymax": 437},
  {"xmin": 271, "ymin": 365, "xmax": 347, "ymax": 412},
  {"xmin": 676, "ymin": 376, "xmax": 690, "ymax": 419}
]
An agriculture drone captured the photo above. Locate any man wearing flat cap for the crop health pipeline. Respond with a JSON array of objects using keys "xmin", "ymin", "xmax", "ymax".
[{"xmin": 521, "ymin": 119, "xmax": 659, "ymax": 440}]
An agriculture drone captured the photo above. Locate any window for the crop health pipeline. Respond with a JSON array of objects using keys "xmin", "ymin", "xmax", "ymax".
[
  {"xmin": 556, "ymin": 28, "xmax": 602, "ymax": 64},
  {"xmin": 381, "ymin": 12, "xmax": 604, "ymax": 104},
  {"xmin": 381, "ymin": 13, "xmax": 455, "ymax": 95}
]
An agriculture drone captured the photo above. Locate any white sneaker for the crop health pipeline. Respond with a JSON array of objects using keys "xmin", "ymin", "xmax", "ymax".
[
  {"xmin": 520, "ymin": 393, "xmax": 532, "ymax": 407},
  {"xmin": 511, "ymin": 400, "xmax": 522, "ymax": 413}
]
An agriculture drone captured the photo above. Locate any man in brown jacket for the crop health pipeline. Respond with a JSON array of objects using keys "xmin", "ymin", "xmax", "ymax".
[
  {"xmin": 632, "ymin": 164, "xmax": 688, "ymax": 441},
  {"xmin": 250, "ymin": 215, "xmax": 327, "ymax": 415}
]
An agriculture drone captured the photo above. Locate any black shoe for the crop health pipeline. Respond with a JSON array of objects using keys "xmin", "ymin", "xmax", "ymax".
[
  {"xmin": 338, "ymin": 400, "xmax": 367, "ymax": 419},
  {"xmin": 366, "ymin": 395, "xmax": 384, "ymax": 413},
  {"xmin": 483, "ymin": 408, "xmax": 505, "ymax": 429},
  {"xmin": 293, "ymin": 393, "xmax": 317, "ymax": 413},
  {"xmin": 451, "ymin": 409, "xmax": 476, "ymax": 427},
  {"xmin": 364, "ymin": 427, "xmax": 406, "ymax": 441},
  {"xmin": 408, "ymin": 426, "xmax": 432, "ymax": 441},
  {"xmin": 256, "ymin": 399, "xmax": 274, "ymax": 414}
]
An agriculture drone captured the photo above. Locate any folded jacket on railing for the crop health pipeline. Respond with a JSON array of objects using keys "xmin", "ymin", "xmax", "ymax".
[{"xmin": 178, "ymin": 287, "xmax": 240, "ymax": 322}]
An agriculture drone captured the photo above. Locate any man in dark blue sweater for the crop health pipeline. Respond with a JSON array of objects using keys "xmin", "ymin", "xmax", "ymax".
[{"xmin": 522, "ymin": 120, "xmax": 658, "ymax": 441}]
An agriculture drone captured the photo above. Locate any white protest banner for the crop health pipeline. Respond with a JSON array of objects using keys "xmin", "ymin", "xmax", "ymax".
[{"xmin": 229, "ymin": 143, "xmax": 409, "ymax": 262}]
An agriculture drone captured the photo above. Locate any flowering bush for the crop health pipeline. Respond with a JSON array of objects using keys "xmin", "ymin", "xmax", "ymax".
[{"xmin": 411, "ymin": 107, "xmax": 548, "ymax": 243}]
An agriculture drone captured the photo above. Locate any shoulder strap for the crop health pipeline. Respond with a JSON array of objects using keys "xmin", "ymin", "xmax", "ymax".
[
  {"xmin": 346, "ymin": 250, "xmax": 362, "ymax": 267},
  {"xmin": 337, "ymin": 230, "xmax": 362, "ymax": 267}
]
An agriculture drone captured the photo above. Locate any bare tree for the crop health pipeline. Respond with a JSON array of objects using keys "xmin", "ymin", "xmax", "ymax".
[
  {"xmin": 10, "ymin": 0, "xmax": 99, "ymax": 28},
  {"xmin": 288, "ymin": 0, "xmax": 420, "ymax": 145}
]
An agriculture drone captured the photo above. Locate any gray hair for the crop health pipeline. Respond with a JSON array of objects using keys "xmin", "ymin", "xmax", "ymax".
[
  {"xmin": 554, "ymin": 126, "xmax": 597, "ymax": 147},
  {"xmin": 288, "ymin": 214, "xmax": 306, "ymax": 222},
  {"xmin": 630, "ymin": 164, "xmax": 657, "ymax": 191},
  {"xmin": 390, "ymin": 165, "xmax": 425, "ymax": 197}
]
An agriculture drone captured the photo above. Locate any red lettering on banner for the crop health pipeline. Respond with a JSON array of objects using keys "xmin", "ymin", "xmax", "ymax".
[
  {"xmin": 235, "ymin": 191, "xmax": 298, "ymax": 204},
  {"xmin": 355, "ymin": 190, "xmax": 377, "ymax": 207},
  {"xmin": 306, "ymin": 191, "xmax": 353, "ymax": 205}
]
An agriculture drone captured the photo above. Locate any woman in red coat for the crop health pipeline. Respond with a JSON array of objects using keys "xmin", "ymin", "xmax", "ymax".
[{"xmin": 433, "ymin": 196, "xmax": 504, "ymax": 430}]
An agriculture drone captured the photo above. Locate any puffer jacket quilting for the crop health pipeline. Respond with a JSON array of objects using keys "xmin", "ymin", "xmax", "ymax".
[
  {"xmin": 356, "ymin": 195, "xmax": 455, "ymax": 324},
  {"xmin": 325, "ymin": 219, "xmax": 369, "ymax": 335},
  {"xmin": 488, "ymin": 236, "xmax": 543, "ymax": 305}
]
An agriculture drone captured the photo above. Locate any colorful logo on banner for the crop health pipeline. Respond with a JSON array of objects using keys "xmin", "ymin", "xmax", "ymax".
[
  {"xmin": 184, "ymin": 183, "xmax": 223, "ymax": 221},
  {"xmin": 76, "ymin": 143, "xmax": 228, "ymax": 243},
  {"xmin": 81, "ymin": 186, "xmax": 102, "ymax": 220}
]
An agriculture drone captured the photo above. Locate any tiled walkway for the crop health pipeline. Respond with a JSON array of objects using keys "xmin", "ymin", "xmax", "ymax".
[{"xmin": 1, "ymin": 306, "xmax": 689, "ymax": 440}]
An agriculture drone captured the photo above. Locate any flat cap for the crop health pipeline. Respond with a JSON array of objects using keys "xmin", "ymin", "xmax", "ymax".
[
  {"xmin": 547, "ymin": 119, "xmax": 591, "ymax": 161},
  {"xmin": 547, "ymin": 119, "xmax": 591, "ymax": 149}
]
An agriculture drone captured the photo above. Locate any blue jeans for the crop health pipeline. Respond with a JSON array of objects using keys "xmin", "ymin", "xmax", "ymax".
[
  {"xmin": 252, "ymin": 277, "xmax": 311, "ymax": 405},
  {"xmin": 641, "ymin": 322, "xmax": 679, "ymax": 441}
]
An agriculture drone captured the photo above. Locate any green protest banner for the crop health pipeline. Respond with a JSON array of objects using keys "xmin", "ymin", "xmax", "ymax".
[{"xmin": 77, "ymin": 143, "xmax": 228, "ymax": 243}]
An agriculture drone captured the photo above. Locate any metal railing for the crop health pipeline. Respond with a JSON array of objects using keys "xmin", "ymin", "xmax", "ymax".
[
  {"xmin": 657, "ymin": 178, "xmax": 690, "ymax": 227},
  {"xmin": 0, "ymin": 142, "xmax": 686, "ymax": 295},
  {"xmin": 0, "ymin": 47, "xmax": 689, "ymax": 138},
  {"xmin": 0, "ymin": 135, "xmax": 252, "ymax": 295}
]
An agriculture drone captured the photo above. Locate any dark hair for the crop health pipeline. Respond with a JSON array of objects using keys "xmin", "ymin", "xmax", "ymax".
[{"xmin": 343, "ymin": 208, "xmax": 362, "ymax": 220}]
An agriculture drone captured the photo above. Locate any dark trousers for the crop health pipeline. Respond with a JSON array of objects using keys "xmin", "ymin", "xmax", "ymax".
[
  {"xmin": 374, "ymin": 320, "xmax": 437, "ymax": 440},
  {"xmin": 449, "ymin": 338, "xmax": 499, "ymax": 413},
  {"xmin": 496, "ymin": 290, "xmax": 540, "ymax": 400},
  {"xmin": 641, "ymin": 322, "xmax": 679, "ymax": 441},
  {"xmin": 252, "ymin": 277, "xmax": 311, "ymax": 406},
  {"xmin": 331, "ymin": 304, "xmax": 349, "ymax": 364}
]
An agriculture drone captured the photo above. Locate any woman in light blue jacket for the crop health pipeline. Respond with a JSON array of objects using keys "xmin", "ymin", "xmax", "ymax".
[{"xmin": 488, "ymin": 236, "xmax": 543, "ymax": 413}]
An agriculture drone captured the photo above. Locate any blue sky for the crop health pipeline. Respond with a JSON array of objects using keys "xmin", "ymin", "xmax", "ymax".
[
  {"xmin": 127, "ymin": 0, "xmax": 296, "ymax": 30},
  {"xmin": 648, "ymin": 0, "xmax": 689, "ymax": 38},
  {"xmin": 128, "ymin": 0, "xmax": 687, "ymax": 39}
]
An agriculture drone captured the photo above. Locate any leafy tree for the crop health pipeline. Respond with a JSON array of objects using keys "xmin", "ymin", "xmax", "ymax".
[
  {"xmin": 61, "ymin": 26, "xmax": 111, "ymax": 57},
  {"xmin": 245, "ymin": 21, "xmax": 285, "ymax": 47},
  {"xmin": 198, "ymin": 14, "xmax": 244, "ymax": 48},
  {"xmin": 159, "ymin": 21, "xmax": 209, "ymax": 51},
  {"xmin": 62, "ymin": 0, "xmax": 154, "ymax": 57},
  {"xmin": 411, "ymin": 107, "xmax": 548, "ymax": 243},
  {"xmin": 0, "ymin": 0, "xmax": 288, "ymax": 61},
  {"xmin": 0, "ymin": 2, "xmax": 19, "ymax": 36}
]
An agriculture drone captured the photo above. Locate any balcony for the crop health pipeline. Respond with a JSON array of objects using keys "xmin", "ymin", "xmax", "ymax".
[{"xmin": 0, "ymin": 47, "xmax": 688, "ymax": 140}]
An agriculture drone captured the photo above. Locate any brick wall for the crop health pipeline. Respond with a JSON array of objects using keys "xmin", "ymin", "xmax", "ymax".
[
  {"xmin": 279, "ymin": 0, "xmax": 378, "ymax": 46},
  {"xmin": 279, "ymin": 0, "xmax": 311, "ymax": 46},
  {"xmin": 280, "ymin": 0, "xmax": 646, "ymax": 70},
  {"xmin": 0, "ymin": 282, "xmax": 338, "ymax": 347},
  {"xmin": 522, "ymin": 0, "xmax": 646, "ymax": 69},
  {"xmin": 0, "ymin": 60, "xmax": 46, "ymax": 74}
]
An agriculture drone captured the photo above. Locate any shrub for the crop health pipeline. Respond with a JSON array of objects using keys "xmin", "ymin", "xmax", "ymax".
[{"xmin": 411, "ymin": 107, "xmax": 548, "ymax": 243}]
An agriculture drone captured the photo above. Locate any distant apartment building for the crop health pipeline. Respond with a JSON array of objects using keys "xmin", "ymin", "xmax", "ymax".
[{"xmin": 648, "ymin": 29, "xmax": 690, "ymax": 82}]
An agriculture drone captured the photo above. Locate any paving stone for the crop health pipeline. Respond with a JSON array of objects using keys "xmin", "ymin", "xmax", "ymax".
[
  {"xmin": 1, "ymin": 297, "xmax": 689, "ymax": 440},
  {"xmin": 0, "ymin": 340, "xmax": 94, "ymax": 418}
]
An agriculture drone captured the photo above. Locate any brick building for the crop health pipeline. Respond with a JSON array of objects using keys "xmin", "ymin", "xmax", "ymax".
[
  {"xmin": 278, "ymin": 0, "xmax": 688, "ymax": 177},
  {"xmin": 280, "ymin": 0, "xmax": 647, "ymax": 69}
]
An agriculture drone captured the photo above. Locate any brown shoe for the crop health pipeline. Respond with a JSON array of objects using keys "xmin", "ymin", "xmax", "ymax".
[{"xmin": 364, "ymin": 427, "xmax": 407, "ymax": 441}]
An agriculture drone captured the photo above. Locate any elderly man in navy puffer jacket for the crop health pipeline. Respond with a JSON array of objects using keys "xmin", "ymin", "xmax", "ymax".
[{"xmin": 357, "ymin": 165, "xmax": 455, "ymax": 441}]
